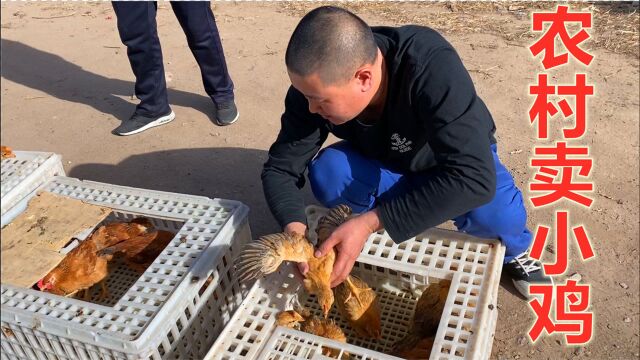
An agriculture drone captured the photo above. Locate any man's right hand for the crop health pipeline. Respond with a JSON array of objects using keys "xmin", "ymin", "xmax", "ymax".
[{"xmin": 284, "ymin": 222, "xmax": 309, "ymax": 278}]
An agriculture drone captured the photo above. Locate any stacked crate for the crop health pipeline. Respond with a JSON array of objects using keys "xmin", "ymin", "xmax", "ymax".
[
  {"xmin": 1, "ymin": 176, "xmax": 250, "ymax": 359},
  {"xmin": 1, "ymin": 151, "xmax": 65, "ymax": 227}
]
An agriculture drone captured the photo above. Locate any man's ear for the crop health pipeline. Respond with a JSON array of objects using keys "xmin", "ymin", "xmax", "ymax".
[{"xmin": 354, "ymin": 67, "xmax": 373, "ymax": 92}]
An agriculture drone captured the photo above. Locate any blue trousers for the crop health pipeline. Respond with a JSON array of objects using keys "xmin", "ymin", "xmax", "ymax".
[
  {"xmin": 112, "ymin": 1, "xmax": 234, "ymax": 117},
  {"xmin": 308, "ymin": 142, "xmax": 531, "ymax": 263}
]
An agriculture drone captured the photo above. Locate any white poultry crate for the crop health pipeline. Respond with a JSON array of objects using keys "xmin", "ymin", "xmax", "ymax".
[
  {"xmin": 1, "ymin": 151, "xmax": 65, "ymax": 227},
  {"xmin": 204, "ymin": 205, "xmax": 505, "ymax": 360},
  {"xmin": 0, "ymin": 176, "xmax": 251, "ymax": 360}
]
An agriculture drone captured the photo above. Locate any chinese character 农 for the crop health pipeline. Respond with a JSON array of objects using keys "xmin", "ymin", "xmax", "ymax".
[{"xmin": 530, "ymin": 5, "xmax": 594, "ymax": 69}]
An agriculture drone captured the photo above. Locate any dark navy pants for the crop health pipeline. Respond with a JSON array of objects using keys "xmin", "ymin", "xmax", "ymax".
[
  {"xmin": 308, "ymin": 142, "xmax": 531, "ymax": 263},
  {"xmin": 112, "ymin": 1, "xmax": 234, "ymax": 117}
]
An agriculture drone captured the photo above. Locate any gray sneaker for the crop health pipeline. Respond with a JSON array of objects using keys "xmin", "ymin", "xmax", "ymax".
[
  {"xmin": 504, "ymin": 251, "xmax": 554, "ymax": 300},
  {"xmin": 215, "ymin": 100, "xmax": 239, "ymax": 126},
  {"xmin": 113, "ymin": 110, "xmax": 175, "ymax": 136}
]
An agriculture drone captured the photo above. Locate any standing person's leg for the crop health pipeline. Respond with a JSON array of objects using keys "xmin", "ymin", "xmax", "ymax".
[
  {"xmin": 171, "ymin": 1, "xmax": 238, "ymax": 126},
  {"xmin": 112, "ymin": 1, "xmax": 175, "ymax": 136}
]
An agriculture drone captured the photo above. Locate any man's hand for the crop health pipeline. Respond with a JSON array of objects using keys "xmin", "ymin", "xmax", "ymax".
[
  {"xmin": 315, "ymin": 209, "xmax": 383, "ymax": 288},
  {"xmin": 284, "ymin": 222, "xmax": 309, "ymax": 278}
]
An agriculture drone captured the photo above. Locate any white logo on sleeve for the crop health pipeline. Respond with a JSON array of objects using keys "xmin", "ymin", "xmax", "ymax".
[{"xmin": 390, "ymin": 133, "xmax": 413, "ymax": 153}]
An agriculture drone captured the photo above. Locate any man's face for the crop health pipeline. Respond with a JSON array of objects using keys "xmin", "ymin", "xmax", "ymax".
[{"xmin": 288, "ymin": 71, "xmax": 372, "ymax": 125}]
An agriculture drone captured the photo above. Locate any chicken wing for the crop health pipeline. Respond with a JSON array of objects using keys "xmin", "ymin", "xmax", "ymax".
[
  {"xmin": 98, "ymin": 229, "xmax": 174, "ymax": 273},
  {"xmin": 235, "ymin": 232, "xmax": 335, "ymax": 317},
  {"xmin": 89, "ymin": 217, "xmax": 154, "ymax": 251}
]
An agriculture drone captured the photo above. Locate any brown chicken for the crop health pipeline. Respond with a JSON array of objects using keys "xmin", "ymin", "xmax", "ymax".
[
  {"xmin": 392, "ymin": 336, "xmax": 435, "ymax": 360},
  {"xmin": 276, "ymin": 309, "xmax": 306, "ymax": 329},
  {"xmin": 1, "ymin": 146, "xmax": 15, "ymax": 160},
  {"xmin": 235, "ymin": 232, "xmax": 335, "ymax": 317},
  {"xmin": 317, "ymin": 205, "xmax": 382, "ymax": 339},
  {"xmin": 391, "ymin": 279, "xmax": 452, "ymax": 358},
  {"xmin": 98, "ymin": 229, "xmax": 175, "ymax": 273},
  {"xmin": 37, "ymin": 235, "xmax": 114, "ymax": 298},
  {"xmin": 333, "ymin": 275, "xmax": 382, "ymax": 339},
  {"xmin": 37, "ymin": 218, "xmax": 154, "ymax": 298},
  {"xmin": 276, "ymin": 308, "xmax": 347, "ymax": 358},
  {"xmin": 88, "ymin": 217, "xmax": 154, "ymax": 251}
]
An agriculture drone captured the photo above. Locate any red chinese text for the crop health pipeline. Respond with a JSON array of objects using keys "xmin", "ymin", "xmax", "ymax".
[
  {"xmin": 529, "ymin": 142, "xmax": 594, "ymax": 208},
  {"xmin": 529, "ymin": 280, "xmax": 593, "ymax": 344},
  {"xmin": 530, "ymin": 211, "xmax": 595, "ymax": 275},
  {"xmin": 529, "ymin": 74, "xmax": 594, "ymax": 139},
  {"xmin": 530, "ymin": 5, "xmax": 593, "ymax": 69}
]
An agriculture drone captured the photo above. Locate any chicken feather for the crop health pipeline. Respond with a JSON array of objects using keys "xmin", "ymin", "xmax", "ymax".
[
  {"xmin": 276, "ymin": 308, "xmax": 348, "ymax": 358},
  {"xmin": 37, "ymin": 218, "xmax": 155, "ymax": 298},
  {"xmin": 235, "ymin": 232, "xmax": 335, "ymax": 317},
  {"xmin": 391, "ymin": 279, "xmax": 451, "ymax": 358},
  {"xmin": 99, "ymin": 229, "xmax": 174, "ymax": 273},
  {"xmin": 317, "ymin": 205, "xmax": 382, "ymax": 339}
]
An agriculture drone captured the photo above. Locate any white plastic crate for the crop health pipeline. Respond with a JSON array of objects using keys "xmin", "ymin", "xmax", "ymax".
[
  {"xmin": 1, "ymin": 151, "xmax": 65, "ymax": 227},
  {"xmin": 204, "ymin": 205, "xmax": 505, "ymax": 360},
  {"xmin": 1, "ymin": 176, "xmax": 251, "ymax": 360}
]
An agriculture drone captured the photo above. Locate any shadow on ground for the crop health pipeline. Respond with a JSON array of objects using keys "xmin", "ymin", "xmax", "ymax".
[
  {"xmin": 69, "ymin": 147, "xmax": 318, "ymax": 237},
  {"xmin": 0, "ymin": 39, "xmax": 217, "ymax": 124}
]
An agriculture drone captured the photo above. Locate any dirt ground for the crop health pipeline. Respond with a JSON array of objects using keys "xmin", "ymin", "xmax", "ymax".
[{"xmin": 1, "ymin": 2, "xmax": 638, "ymax": 360}]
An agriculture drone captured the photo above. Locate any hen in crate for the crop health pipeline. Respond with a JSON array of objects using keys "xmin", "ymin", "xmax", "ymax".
[
  {"xmin": 391, "ymin": 279, "xmax": 452, "ymax": 358},
  {"xmin": 317, "ymin": 204, "xmax": 382, "ymax": 339},
  {"xmin": 276, "ymin": 307, "xmax": 347, "ymax": 358},
  {"xmin": 37, "ymin": 218, "xmax": 154, "ymax": 298},
  {"xmin": 98, "ymin": 228, "xmax": 175, "ymax": 273},
  {"xmin": 236, "ymin": 231, "xmax": 336, "ymax": 317}
]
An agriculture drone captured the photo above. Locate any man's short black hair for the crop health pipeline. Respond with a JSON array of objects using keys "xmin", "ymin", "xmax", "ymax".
[{"xmin": 285, "ymin": 6, "xmax": 378, "ymax": 85}]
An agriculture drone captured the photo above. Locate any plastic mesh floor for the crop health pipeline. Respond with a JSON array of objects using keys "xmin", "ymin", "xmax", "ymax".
[
  {"xmin": 205, "ymin": 205, "xmax": 505, "ymax": 360},
  {"xmin": 1, "ymin": 176, "xmax": 251, "ymax": 360}
]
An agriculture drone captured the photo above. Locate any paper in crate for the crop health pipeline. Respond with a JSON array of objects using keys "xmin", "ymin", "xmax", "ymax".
[
  {"xmin": 205, "ymin": 205, "xmax": 505, "ymax": 360},
  {"xmin": 1, "ymin": 176, "xmax": 251, "ymax": 360},
  {"xmin": 0, "ymin": 192, "xmax": 114, "ymax": 289},
  {"xmin": 1, "ymin": 151, "xmax": 65, "ymax": 226}
]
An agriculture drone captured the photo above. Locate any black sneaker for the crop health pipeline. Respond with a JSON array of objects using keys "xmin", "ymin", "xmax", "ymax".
[
  {"xmin": 215, "ymin": 100, "xmax": 239, "ymax": 126},
  {"xmin": 113, "ymin": 110, "xmax": 175, "ymax": 136},
  {"xmin": 503, "ymin": 251, "xmax": 553, "ymax": 300}
]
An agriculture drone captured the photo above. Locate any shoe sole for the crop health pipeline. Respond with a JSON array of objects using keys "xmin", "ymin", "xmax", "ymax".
[
  {"xmin": 117, "ymin": 111, "xmax": 176, "ymax": 136},
  {"xmin": 511, "ymin": 276, "xmax": 555, "ymax": 300},
  {"xmin": 215, "ymin": 110, "xmax": 239, "ymax": 126}
]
